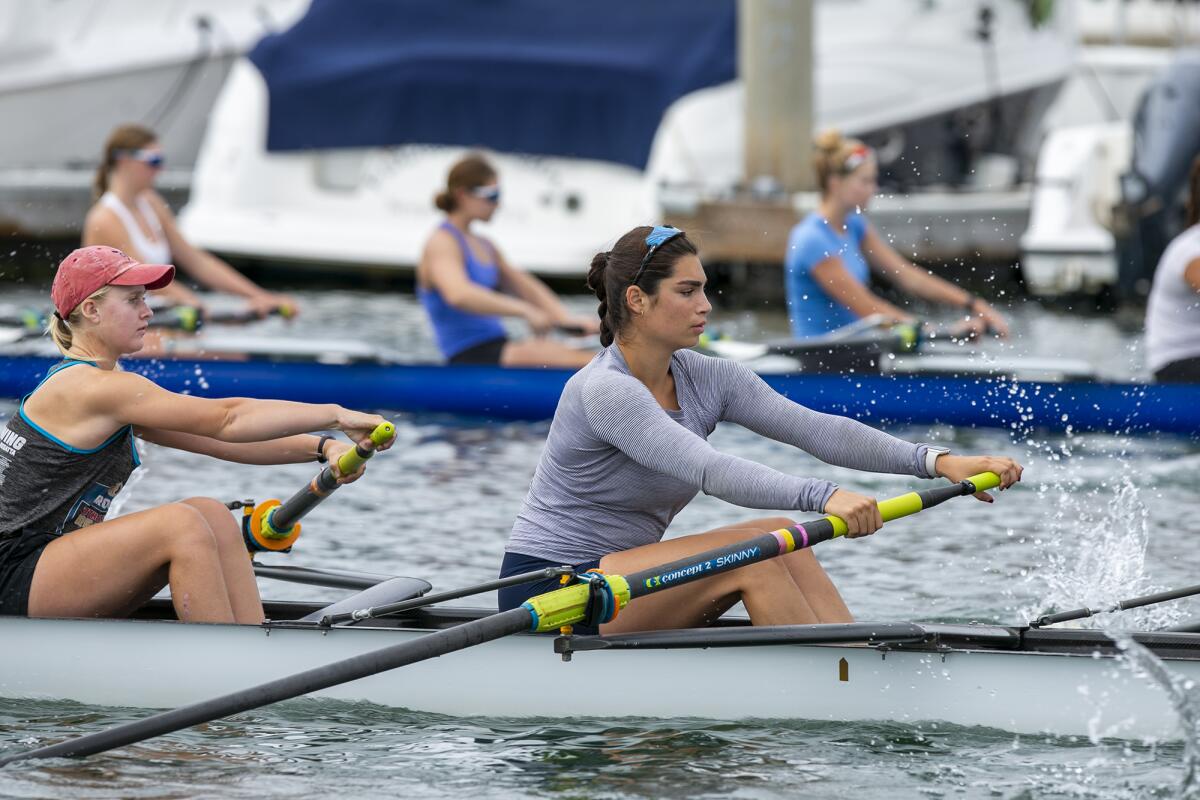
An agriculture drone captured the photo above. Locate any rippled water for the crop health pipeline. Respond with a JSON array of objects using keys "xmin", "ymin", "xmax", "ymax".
[{"xmin": 1, "ymin": 288, "xmax": 1199, "ymax": 798}]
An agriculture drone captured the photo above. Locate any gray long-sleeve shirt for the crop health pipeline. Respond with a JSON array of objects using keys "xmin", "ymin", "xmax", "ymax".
[{"xmin": 506, "ymin": 346, "xmax": 933, "ymax": 563}]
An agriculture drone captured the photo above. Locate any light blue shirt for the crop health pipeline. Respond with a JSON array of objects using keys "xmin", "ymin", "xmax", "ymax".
[{"xmin": 784, "ymin": 211, "xmax": 871, "ymax": 338}]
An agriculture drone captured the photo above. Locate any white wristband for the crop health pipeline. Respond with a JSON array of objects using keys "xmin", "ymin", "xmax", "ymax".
[{"xmin": 925, "ymin": 446, "xmax": 950, "ymax": 478}]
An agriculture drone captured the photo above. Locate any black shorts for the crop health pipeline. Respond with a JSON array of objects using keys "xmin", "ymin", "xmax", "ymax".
[
  {"xmin": 448, "ymin": 336, "xmax": 508, "ymax": 366},
  {"xmin": 0, "ymin": 529, "xmax": 57, "ymax": 616},
  {"xmin": 1155, "ymin": 356, "xmax": 1200, "ymax": 384}
]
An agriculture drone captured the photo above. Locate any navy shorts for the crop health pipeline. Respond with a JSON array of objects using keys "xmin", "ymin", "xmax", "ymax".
[
  {"xmin": 498, "ymin": 551, "xmax": 603, "ymax": 635},
  {"xmin": 448, "ymin": 336, "xmax": 508, "ymax": 366},
  {"xmin": 0, "ymin": 529, "xmax": 57, "ymax": 616},
  {"xmin": 1156, "ymin": 356, "xmax": 1200, "ymax": 384}
]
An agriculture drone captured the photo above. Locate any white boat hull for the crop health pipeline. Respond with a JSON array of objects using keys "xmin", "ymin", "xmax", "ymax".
[{"xmin": 0, "ymin": 613, "xmax": 1193, "ymax": 741}]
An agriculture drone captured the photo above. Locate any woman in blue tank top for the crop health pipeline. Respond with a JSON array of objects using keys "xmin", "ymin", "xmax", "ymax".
[
  {"xmin": 0, "ymin": 246, "xmax": 391, "ymax": 620},
  {"xmin": 784, "ymin": 131, "xmax": 1010, "ymax": 339},
  {"xmin": 417, "ymin": 154, "xmax": 598, "ymax": 367}
]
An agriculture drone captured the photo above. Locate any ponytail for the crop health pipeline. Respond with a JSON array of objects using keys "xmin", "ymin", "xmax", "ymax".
[
  {"xmin": 587, "ymin": 250, "xmax": 614, "ymax": 347},
  {"xmin": 47, "ymin": 286, "xmax": 110, "ymax": 355},
  {"xmin": 48, "ymin": 313, "xmax": 73, "ymax": 353}
]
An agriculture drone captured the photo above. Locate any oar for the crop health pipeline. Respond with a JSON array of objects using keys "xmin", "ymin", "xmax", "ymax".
[
  {"xmin": 698, "ymin": 317, "xmax": 920, "ymax": 362},
  {"xmin": 317, "ymin": 566, "xmax": 577, "ymax": 626},
  {"xmin": 158, "ymin": 305, "xmax": 293, "ymax": 333},
  {"xmin": 0, "ymin": 472, "xmax": 999, "ymax": 765},
  {"xmin": 1030, "ymin": 584, "xmax": 1200, "ymax": 628},
  {"xmin": 0, "ymin": 306, "xmax": 290, "ymax": 336},
  {"xmin": 252, "ymin": 563, "xmax": 397, "ymax": 591},
  {"xmin": 241, "ymin": 423, "xmax": 396, "ymax": 552}
]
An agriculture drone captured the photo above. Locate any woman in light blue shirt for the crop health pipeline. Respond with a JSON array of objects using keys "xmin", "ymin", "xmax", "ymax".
[{"xmin": 785, "ymin": 130, "xmax": 1009, "ymax": 339}]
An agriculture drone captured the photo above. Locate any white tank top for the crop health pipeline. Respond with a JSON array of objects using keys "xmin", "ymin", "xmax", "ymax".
[
  {"xmin": 99, "ymin": 191, "xmax": 172, "ymax": 265},
  {"xmin": 1145, "ymin": 224, "xmax": 1200, "ymax": 372}
]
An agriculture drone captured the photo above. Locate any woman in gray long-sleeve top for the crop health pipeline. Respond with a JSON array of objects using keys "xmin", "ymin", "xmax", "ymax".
[{"xmin": 497, "ymin": 226, "xmax": 1022, "ymax": 633}]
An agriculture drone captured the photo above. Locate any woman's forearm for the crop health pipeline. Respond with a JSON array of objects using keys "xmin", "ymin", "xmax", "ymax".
[
  {"xmin": 180, "ymin": 247, "xmax": 267, "ymax": 299},
  {"xmin": 211, "ymin": 434, "xmax": 328, "ymax": 464},
  {"xmin": 218, "ymin": 399, "xmax": 341, "ymax": 443},
  {"xmin": 718, "ymin": 360, "xmax": 927, "ymax": 476},
  {"xmin": 142, "ymin": 429, "xmax": 328, "ymax": 465},
  {"xmin": 895, "ymin": 266, "xmax": 972, "ymax": 307},
  {"xmin": 447, "ymin": 282, "xmax": 535, "ymax": 318},
  {"xmin": 507, "ymin": 271, "xmax": 569, "ymax": 318}
]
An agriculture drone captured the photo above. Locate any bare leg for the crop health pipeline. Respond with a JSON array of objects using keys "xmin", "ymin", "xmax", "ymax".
[
  {"xmin": 599, "ymin": 517, "xmax": 845, "ymax": 634},
  {"xmin": 181, "ymin": 497, "xmax": 264, "ymax": 624},
  {"xmin": 28, "ymin": 502, "xmax": 236, "ymax": 623},
  {"xmin": 779, "ymin": 548, "xmax": 852, "ymax": 623},
  {"xmin": 501, "ymin": 339, "xmax": 595, "ymax": 369}
]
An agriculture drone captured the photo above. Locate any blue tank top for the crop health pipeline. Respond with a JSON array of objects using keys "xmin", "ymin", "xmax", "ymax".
[
  {"xmin": 418, "ymin": 222, "xmax": 508, "ymax": 360},
  {"xmin": 784, "ymin": 211, "xmax": 871, "ymax": 338}
]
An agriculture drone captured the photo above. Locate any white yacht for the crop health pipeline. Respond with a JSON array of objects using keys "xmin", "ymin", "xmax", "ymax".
[
  {"xmin": 1020, "ymin": 0, "xmax": 1200, "ymax": 297},
  {"xmin": 181, "ymin": 0, "xmax": 1076, "ymax": 278},
  {"xmin": 0, "ymin": 0, "xmax": 306, "ymax": 237}
]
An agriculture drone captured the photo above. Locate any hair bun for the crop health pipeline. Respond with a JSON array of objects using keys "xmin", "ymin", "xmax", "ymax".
[
  {"xmin": 586, "ymin": 250, "xmax": 610, "ymax": 299},
  {"xmin": 814, "ymin": 129, "xmax": 843, "ymax": 153}
]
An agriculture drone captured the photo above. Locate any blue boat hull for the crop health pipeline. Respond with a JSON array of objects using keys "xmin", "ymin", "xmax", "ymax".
[{"xmin": 1, "ymin": 355, "xmax": 1196, "ymax": 436}]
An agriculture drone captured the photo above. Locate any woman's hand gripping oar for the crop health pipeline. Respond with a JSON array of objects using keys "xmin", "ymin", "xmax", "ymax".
[
  {"xmin": 241, "ymin": 423, "xmax": 396, "ymax": 553},
  {"xmin": 0, "ymin": 472, "xmax": 1001, "ymax": 765}
]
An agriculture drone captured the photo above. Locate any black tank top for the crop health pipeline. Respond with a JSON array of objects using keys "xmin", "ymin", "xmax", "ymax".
[{"xmin": 0, "ymin": 359, "xmax": 140, "ymax": 539}]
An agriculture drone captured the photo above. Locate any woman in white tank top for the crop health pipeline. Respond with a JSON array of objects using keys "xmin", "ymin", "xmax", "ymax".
[
  {"xmin": 82, "ymin": 124, "xmax": 298, "ymax": 318},
  {"xmin": 1145, "ymin": 157, "xmax": 1200, "ymax": 383}
]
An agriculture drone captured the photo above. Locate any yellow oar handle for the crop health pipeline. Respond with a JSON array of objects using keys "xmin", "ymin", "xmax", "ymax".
[
  {"xmin": 824, "ymin": 470, "xmax": 1002, "ymax": 537},
  {"xmin": 336, "ymin": 422, "xmax": 396, "ymax": 475}
]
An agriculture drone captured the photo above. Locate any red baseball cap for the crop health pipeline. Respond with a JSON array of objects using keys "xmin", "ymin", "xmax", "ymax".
[{"xmin": 52, "ymin": 246, "xmax": 175, "ymax": 318}]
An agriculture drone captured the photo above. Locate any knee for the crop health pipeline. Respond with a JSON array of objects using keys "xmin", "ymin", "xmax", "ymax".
[
  {"xmin": 756, "ymin": 516, "xmax": 796, "ymax": 533},
  {"xmin": 739, "ymin": 557, "xmax": 794, "ymax": 588},
  {"xmin": 180, "ymin": 497, "xmax": 241, "ymax": 544},
  {"xmin": 181, "ymin": 496, "xmax": 228, "ymax": 516},
  {"xmin": 164, "ymin": 503, "xmax": 220, "ymax": 554}
]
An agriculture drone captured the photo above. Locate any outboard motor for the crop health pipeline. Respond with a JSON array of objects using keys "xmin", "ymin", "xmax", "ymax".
[{"xmin": 1116, "ymin": 50, "xmax": 1200, "ymax": 300}]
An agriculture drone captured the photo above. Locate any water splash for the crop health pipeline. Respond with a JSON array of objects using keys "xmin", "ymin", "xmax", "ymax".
[
  {"xmin": 1105, "ymin": 630, "xmax": 1200, "ymax": 798},
  {"xmin": 1014, "ymin": 460, "xmax": 1200, "ymax": 794},
  {"xmin": 1015, "ymin": 475, "xmax": 1183, "ymax": 631}
]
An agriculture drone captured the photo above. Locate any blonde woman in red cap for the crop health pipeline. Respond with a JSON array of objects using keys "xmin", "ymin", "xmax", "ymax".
[
  {"xmin": 83, "ymin": 123, "xmax": 297, "ymax": 318},
  {"xmin": 0, "ymin": 247, "xmax": 389, "ymax": 622}
]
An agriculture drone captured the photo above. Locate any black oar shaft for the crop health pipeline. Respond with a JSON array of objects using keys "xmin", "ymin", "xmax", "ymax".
[
  {"xmin": 0, "ymin": 608, "xmax": 532, "ymax": 765},
  {"xmin": 252, "ymin": 563, "xmax": 394, "ymax": 591},
  {"xmin": 1033, "ymin": 583, "xmax": 1200, "ymax": 627},
  {"xmin": 269, "ymin": 470, "xmax": 339, "ymax": 531},
  {"xmin": 269, "ymin": 425, "xmax": 394, "ymax": 533},
  {"xmin": 626, "ymin": 479, "xmax": 980, "ymax": 602},
  {"xmin": 320, "ymin": 566, "xmax": 574, "ymax": 626}
]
